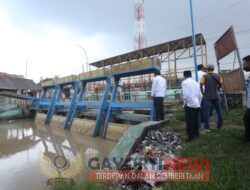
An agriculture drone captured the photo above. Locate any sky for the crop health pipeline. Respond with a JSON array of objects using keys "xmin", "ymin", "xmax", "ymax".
[{"xmin": 0, "ymin": 0, "xmax": 250, "ymax": 82}]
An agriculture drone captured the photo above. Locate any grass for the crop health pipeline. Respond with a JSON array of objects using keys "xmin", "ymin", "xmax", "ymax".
[
  {"xmin": 163, "ymin": 106, "xmax": 250, "ymax": 190},
  {"xmin": 224, "ymin": 108, "xmax": 245, "ymax": 126},
  {"xmin": 52, "ymin": 107, "xmax": 249, "ymax": 190},
  {"xmin": 168, "ymin": 107, "xmax": 186, "ymax": 136}
]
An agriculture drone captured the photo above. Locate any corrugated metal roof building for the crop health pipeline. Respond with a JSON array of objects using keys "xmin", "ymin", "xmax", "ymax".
[{"xmin": 0, "ymin": 76, "xmax": 41, "ymax": 91}]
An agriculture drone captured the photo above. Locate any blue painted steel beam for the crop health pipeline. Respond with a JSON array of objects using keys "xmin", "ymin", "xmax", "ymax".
[
  {"xmin": 44, "ymin": 85, "xmax": 60, "ymax": 125},
  {"xmin": 35, "ymin": 87, "xmax": 50, "ymax": 119},
  {"xmin": 67, "ymin": 74, "xmax": 111, "ymax": 133},
  {"xmin": 38, "ymin": 101, "xmax": 51, "ymax": 106},
  {"xmin": 54, "ymin": 102, "xmax": 72, "ymax": 107},
  {"xmin": 65, "ymin": 82, "xmax": 86, "ymax": 130},
  {"xmin": 77, "ymin": 101, "xmax": 102, "ymax": 107},
  {"xmin": 102, "ymin": 77, "xmax": 119, "ymax": 138},
  {"xmin": 66, "ymin": 67, "xmax": 112, "ymax": 135},
  {"xmin": 93, "ymin": 77, "xmax": 111, "ymax": 136},
  {"xmin": 64, "ymin": 81, "xmax": 80, "ymax": 130},
  {"xmin": 102, "ymin": 56, "xmax": 159, "ymax": 138},
  {"xmin": 44, "ymin": 81, "xmax": 80, "ymax": 127},
  {"xmin": 110, "ymin": 102, "xmax": 153, "ymax": 108}
]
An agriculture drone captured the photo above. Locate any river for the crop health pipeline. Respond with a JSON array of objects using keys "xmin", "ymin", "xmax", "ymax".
[{"xmin": 0, "ymin": 119, "xmax": 116, "ymax": 190}]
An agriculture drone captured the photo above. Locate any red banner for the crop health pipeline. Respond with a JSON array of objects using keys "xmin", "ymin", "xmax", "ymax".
[{"xmin": 214, "ymin": 27, "xmax": 237, "ymax": 61}]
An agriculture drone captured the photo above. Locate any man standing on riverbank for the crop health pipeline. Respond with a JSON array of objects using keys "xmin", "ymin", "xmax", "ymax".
[
  {"xmin": 182, "ymin": 70, "xmax": 203, "ymax": 141},
  {"xmin": 151, "ymin": 70, "xmax": 167, "ymax": 121},
  {"xmin": 200, "ymin": 64, "xmax": 223, "ymax": 131},
  {"xmin": 195, "ymin": 64, "xmax": 206, "ymax": 131},
  {"xmin": 243, "ymin": 56, "xmax": 250, "ymax": 142}
]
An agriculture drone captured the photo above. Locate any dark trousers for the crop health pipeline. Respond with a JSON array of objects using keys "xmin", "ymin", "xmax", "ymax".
[
  {"xmin": 204, "ymin": 98, "xmax": 223, "ymax": 129},
  {"xmin": 185, "ymin": 106, "xmax": 200, "ymax": 141},
  {"xmin": 243, "ymin": 109, "xmax": 250, "ymax": 141},
  {"xmin": 200, "ymin": 99, "xmax": 205, "ymax": 123},
  {"xmin": 153, "ymin": 97, "xmax": 164, "ymax": 121},
  {"xmin": 198, "ymin": 99, "xmax": 205, "ymax": 130}
]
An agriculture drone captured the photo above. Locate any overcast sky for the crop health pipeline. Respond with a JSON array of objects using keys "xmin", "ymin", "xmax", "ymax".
[{"xmin": 0, "ymin": 0, "xmax": 250, "ymax": 82}]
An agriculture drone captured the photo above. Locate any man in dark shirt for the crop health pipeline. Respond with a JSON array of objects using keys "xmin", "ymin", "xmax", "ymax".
[{"xmin": 200, "ymin": 64, "xmax": 223, "ymax": 130}]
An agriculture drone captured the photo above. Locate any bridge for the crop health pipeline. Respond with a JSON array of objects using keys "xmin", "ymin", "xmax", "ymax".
[{"xmin": 3, "ymin": 34, "xmax": 206, "ymax": 138}]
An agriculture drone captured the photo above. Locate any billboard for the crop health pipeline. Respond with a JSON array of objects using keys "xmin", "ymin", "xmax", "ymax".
[
  {"xmin": 222, "ymin": 69, "xmax": 245, "ymax": 93},
  {"xmin": 214, "ymin": 27, "xmax": 237, "ymax": 61}
]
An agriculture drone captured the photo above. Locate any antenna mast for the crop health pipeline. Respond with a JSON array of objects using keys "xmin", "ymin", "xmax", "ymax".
[{"xmin": 134, "ymin": 0, "xmax": 147, "ymax": 50}]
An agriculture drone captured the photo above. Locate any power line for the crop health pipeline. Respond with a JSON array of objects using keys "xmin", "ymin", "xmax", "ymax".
[
  {"xmin": 205, "ymin": 28, "xmax": 250, "ymax": 41},
  {"xmin": 196, "ymin": 0, "xmax": 248, "ymax": 23},
  {"xmin": 237, "ymin": 28, "xmax": 250, "ymax": 34},
  {"xmin": 149, "ymin": 0, "xmax": 248, "ymax": 42}
]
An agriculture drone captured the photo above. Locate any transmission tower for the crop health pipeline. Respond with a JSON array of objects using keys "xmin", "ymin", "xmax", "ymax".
[{"xmin": 134, "ymin": 0, "xmax": 147, "ymax": 50}]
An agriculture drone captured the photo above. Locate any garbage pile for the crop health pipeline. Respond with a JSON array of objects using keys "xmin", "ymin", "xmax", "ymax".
[{"xmin": 118, "ymin": 128, "xmax": 182, "ymax": 190}]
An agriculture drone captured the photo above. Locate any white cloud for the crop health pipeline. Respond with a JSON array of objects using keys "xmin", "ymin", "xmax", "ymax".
[{"xmin": 0, "ymin": 9, "xmax": 115, "ymax": 82}]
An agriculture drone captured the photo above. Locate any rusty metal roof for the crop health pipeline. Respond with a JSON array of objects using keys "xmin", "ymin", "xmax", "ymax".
[
  {"xmin": 90, "ymin": 33, "xmax": 206, "ymax": 68},
  {"xmin": 0, "ymin": 76, "xmax": 41, "ymax": 91}
]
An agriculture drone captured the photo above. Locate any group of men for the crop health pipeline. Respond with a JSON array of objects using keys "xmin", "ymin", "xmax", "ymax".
[
  {"xmin": 151, "ymin": 64, "xmax": 224, "ymax": 142},
  {"xmin": 149, "ymin": 59, "xmax": 250, "ymax": 142},
  {"xmin": 182, "ymin": 64, "xmax": 223, "ymax": 141}
]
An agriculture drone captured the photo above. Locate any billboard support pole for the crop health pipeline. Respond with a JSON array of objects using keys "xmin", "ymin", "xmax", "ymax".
[
  {"xmin": 217, "ymin": 59, "xmax": 229, "ymax": 111},
  {"xmin": 214, "ymin": 26, "xmax": 247, "ymax": 110},
  {"xmin": 232, "ymin": 27, "xmax": 247, "ymax": 94}
]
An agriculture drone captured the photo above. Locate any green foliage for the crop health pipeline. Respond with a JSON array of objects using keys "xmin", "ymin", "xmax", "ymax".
[
  {"xmin": 163, "ymin": 128, "xmax": 250, "ymax": 190},
  {"xmin": 165, "ymin": 107, "xmax": 248, "ymax": 190},
  {"xmin": 168, "ymin": 107, "xmax": 186, "ymax": 136},
  {"xmin": 224, "ymin": 108, "xmax": 245, "ymax": 126},
  {"xmin": 53, "ymin": 108, "xmax": 249, "ymax": 190}
]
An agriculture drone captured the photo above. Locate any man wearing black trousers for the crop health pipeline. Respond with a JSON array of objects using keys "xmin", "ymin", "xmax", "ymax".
[
  {"xmin": 151, "ymin": 70, "xmax": 167, "ymax": 121},
  {"xmin": 243, "ymin": 56, "xmax": 250, "ymax": 142},
  {"xmin": 182, "ymin": 71, "xmax": 203, "ymax": 141}
]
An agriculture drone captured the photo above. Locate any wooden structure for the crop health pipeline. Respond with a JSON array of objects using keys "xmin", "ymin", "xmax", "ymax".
[{"xmin": 91, "ymin": 33, "xmax": 207, "ymax": 89}]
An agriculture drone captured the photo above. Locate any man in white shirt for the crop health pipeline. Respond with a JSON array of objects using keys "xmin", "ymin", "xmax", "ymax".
[
  {"xmin": 182, "ymin": 70, "xmax": 203, "ymax": 141},
  {"xmin": 151, "ymin": 70, "xmax": 167, "ymax": 121},
  {"xmin": 194, "ymin": 64, "xmax": 206, "ymax": 82},
  {"xmin": 195, "ymin": 64, "xmax": 206, "ymax": 131}
]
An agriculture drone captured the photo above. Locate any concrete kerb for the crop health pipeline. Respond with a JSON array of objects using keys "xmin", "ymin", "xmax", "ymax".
[{"xmin": 108, "ymin": 119, "xmax": 169, "ymax": 170}]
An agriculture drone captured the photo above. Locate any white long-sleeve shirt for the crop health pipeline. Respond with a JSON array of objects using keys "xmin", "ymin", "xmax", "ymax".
[
  {"xmin": 193, "ymin": 70, "xmax": 206, "ymax": 82},
  {"xmin": 182, "ymin": 77, "xmax": 203, "ymax": 108},
  {"xmin": 151, "ymin": 75, "xmax": 167, "ymax": 97}
]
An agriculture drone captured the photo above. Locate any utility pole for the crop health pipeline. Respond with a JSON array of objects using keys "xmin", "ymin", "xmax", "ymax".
[
  {"xmin": 189, "ymin": 0, "xmax": 198, "ymax": 82},
  {"xmin": 77, "ymin": 45, "xmax": 89, "ymax": 72},
  {"xmin": 25, "ymin": 59, "xmax": 28, "ymax": 78}
]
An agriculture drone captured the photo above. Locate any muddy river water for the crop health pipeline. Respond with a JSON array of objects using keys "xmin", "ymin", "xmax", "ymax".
[{"xmin": 0, "ymin": 119, "xmax": 116, "ymax": 190}]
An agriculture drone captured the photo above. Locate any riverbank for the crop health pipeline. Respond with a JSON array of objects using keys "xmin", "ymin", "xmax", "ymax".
[
  {"xmin": 165, "ymin": 108, "xmax": 250, "ymax": 190},
  {"xmin": 52, "ymin": 108, "xmax": 250, "ymax": 190}
]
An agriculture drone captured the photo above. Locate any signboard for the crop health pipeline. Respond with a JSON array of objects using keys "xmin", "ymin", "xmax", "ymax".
[
  {"xmin": 214, "ymin": 27, "xmax": 237, "ymax": 61},
  {"xmin": 222, "ymin": 69, "xmax": 245, "ymax": 93}
]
